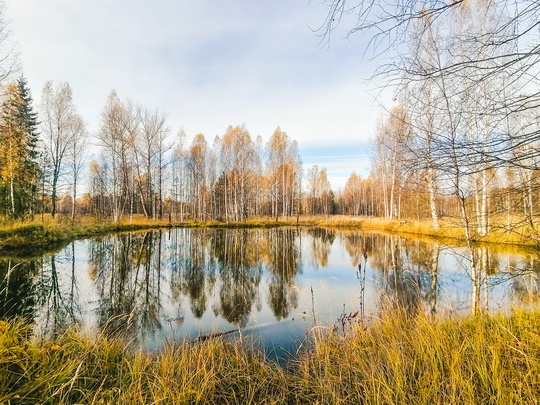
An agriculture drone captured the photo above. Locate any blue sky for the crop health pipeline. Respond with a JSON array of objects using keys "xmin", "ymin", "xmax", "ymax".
[{"xmin": 6, "ymin": 0, "xmax": 390, "ymax": 189}]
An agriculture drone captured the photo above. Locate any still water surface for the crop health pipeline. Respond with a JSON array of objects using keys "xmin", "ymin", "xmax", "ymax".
[{"xmin": 1, "ymin": 227, "xmax": 539, "ymax": 356}]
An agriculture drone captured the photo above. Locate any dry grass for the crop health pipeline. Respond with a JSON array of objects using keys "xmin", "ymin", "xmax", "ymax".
[
  {"xmin": 2, "ymin": 308, "xmax": 540, "ymax": 404},
  {"xmin": 0, "ymin": 320, "xmax": 289, "ymax": 404},
  {"xmin": 332, "ymin": 215, "xmax": 540, "ymax": 248},
  {"xmin": 2, "ymin": 213, "xmax": 540, "ymax": 256},
  {"xmin": 295, "ymin": 308, "xmax": 540, "ymax": 404},
  {"xmin": 0, "ymin": 215, "xmax": 176, "ymax": 256}
]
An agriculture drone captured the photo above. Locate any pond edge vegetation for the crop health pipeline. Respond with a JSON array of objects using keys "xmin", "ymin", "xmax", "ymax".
[
  {"xmin": 2, "ymin": 217, "xmax": 540, "ymax": 402},
  {"xmin": 1, "ymin": 214, "xmax": 539, "ymax": 257},
  {"xmin": 2, "ymin": 308, "xmax": 540, "ymax": 404}
]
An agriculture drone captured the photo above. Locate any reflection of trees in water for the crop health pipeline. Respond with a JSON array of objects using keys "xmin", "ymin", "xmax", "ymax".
[
  {"xmin": 0, "ymin": 243, "xmax": 84, "ymax": 338},
  {"xmin": 210, "ymin": 229, "xmax": 262, "ymax": 325},
  {"xmin": 92, "ymin": 234, "xmax": 136, "ymax": 337},
  {"xmin": 343, "ymin": 232, "xmax": 369, "ymax": 267},
  {"xmin": 167, "ymin": 228, "xmax": 302, "ymax": 324},
  {"xmin": 404, "ymin": 240, "xmax": 440, "ymax": 314},
  {"xmin": 168, "ymin": 228, "xmax": 263, "ymax": 325},
  {"xmin": 32, "ymin": 243, "xmax": 83, "ymax": 338},
  {"xmin": 183, "ymin": 230, "xmax": 211, "ymax": 318},
  {"xmin": 92, "ymin": 232, "xmax": 164, "ymax": 339},
  {"xmin": 37, "ymin": 255, "xmax": 73, "ymax": 337},
  {"xmin": 427, "ymin": 245, "xmax": 440, "ymax": 314},
  {"xmin": 0, "ymin": 259, "xmax": 38, "ymax": 321},
  {"xmin": 466, "ymin": 246, "xmax": 502, "ymax": 314},
  {"xmin": 0, "ymin": 228, "xmax": 312, "ymax": 339},
  {"xmin": 507, "ymin": 254, "xmax": 540, "ymax": 305},
  {"xmin": 168, "ymin": 228, "xmax": 187, "ymax": 320},
  {"xmin": 469, "ymin": 247, "xmax": 486, "ymax": 315},
  {"xmin": 140, "ymin": 231, "xmax": 163, "ymax": 332},
  {"xmin": 368, "ymin": 234, "xmax": 403, "ymax": 276},
  {"xmin": 6, "ymin": 228, "xmax": 540, "ymax": 345},
  {"xmin": 265, "ymin": 228, "xmax": 302, "ymax": 320},
  {"xmin": 368, "ymin": 235, "xmax": 439, "ymax": 315},
  {"xmin": 306, "ymin": 228, "xmax": 335, "ymax": 268},
  {"xmin": 367, "ymin": 234, "xmax": 540, "ymax": 315}
]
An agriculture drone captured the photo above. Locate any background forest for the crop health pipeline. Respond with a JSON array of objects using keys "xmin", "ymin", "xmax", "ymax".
[{"xmin": 2, "ymin": 0, "xmax": 540, "ymax": 247}]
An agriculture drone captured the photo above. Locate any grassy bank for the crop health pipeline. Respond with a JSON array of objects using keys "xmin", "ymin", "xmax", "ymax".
[
  {"xmin": 320, "ymin": 215, "xmax": 540, "ymax": 248},
  {"xmin": 0, "ymin": 217, "xmax": 178, "ymax": 256},
  {"xmin": 0, "ymin": 214, "xmax": 538, "ymax": 256},
  {"xmin": 0, "ymin": 215, "xmax": 317, "ymax": 255},
  {"xmin": 2, "ymin": 309, "xmax": 540, "ymax": 404}
]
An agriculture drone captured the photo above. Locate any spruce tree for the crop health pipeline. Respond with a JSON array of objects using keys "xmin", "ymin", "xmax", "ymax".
[
  {"xmin": 16, "ymin": 76, "xmax": 41, "ymax": 217},
  {"xmin": 17, "ymin": 77, "xmax": 40, "ymax": 158},
  {"xmin": 0, "ymin": 78, "xmax": 40, "ymax": 218}
]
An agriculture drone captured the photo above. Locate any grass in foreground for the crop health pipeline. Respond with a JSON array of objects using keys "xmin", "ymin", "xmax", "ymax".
[
  {"xmin": 2, "ymin": 309, "xmax": 540, "ymax": 404},
  {"xmin": 300, "ymin": 309, "xmax": 540, "ymax": 404}
]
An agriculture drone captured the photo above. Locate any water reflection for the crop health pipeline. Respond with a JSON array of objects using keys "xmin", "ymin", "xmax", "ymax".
[
  {"xmin": 306, "ymin": 228, "xmax": 335, "ymax": 268},
  {"xmin": 210, "ymin": 229, "xmax": 261, "ymax": 325},
  {"xmin": 0, "ymin": 228, "xmax": 539, "ymax": 350},
  {"xmin": 0, "ymin": 259, "xmax": 37, "ymax": 321},
  {"xmin": 37, "ymin": 253, "xmax": 81, "ymax": 337}
]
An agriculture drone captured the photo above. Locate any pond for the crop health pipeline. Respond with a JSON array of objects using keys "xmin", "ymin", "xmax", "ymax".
[{"xmin": 1, "ymin": 227, "xmax": 539, "ymax": 360}]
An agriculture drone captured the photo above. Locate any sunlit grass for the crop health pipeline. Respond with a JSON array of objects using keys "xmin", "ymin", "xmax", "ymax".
[
  {"xmin": 0, "ymin": 320, "xmax": 289, "ymax": 404},
  {"xmin": 296, "ymin": 308, "xmax": 540, "ymax": 404},
  {"xmin": 343, "ymin": 215, "xmax": 540, "ymax": 247},
  {"xmin": 2, "ymin": 308, "xmax": 540, "ymax": 404},
  {"xmin": 2, "ymin": 213, "xmax": 540, "ymax": 254},
  {"xmin": 0, "ymin": 215, "xmax": 177, "ymax": 254}
]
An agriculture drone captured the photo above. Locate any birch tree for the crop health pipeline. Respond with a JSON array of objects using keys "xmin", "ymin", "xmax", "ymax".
[
  {"xmin": 134, "ymin": 106, "xmax": 170, "ymax": 219},
  {"xmin": 188, "ymin": 134, "xmax": 210, "ymax": 221},
  {"xmin": 67, "ymin": 114, "xmax": 86, "ymax": 220},
  {"xmin": 171, "ymin": 129, "xmax": 188, "ymax": 221},
  {"xmin": 372, "ymin": 107, "xmax": 411, "ymax": 220},
  {"xmin": 40, "ymin": 82, "xmax": 85, "ymax": 218},
  {"xmin": 0, "ymin": 3, "xmax": 19, "ymax": 85},
  {"xmin": 217, "ymin": 125, "xmax": 260, "ymax": 221},
  {"xmin": 343, "ymin": 172, "xmax": 363, "ymax": 216},
  {"xmin": 97, "ymin": 91, "xmax": 138, "ymax": 222},
  {"xmin": 266, "ymin": 127, "xmax": 302, "ymax": 219}
]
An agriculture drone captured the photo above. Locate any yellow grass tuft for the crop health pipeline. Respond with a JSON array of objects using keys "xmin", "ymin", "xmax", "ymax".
[{"xmin": 2, "ymin": 308, "xmax": 540, "ymax": 403}]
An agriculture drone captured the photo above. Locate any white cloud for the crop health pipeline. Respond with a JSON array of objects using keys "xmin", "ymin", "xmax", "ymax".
[{"xmin": 5, "ymin": 0, "xmax": 387, "ymax": 187}]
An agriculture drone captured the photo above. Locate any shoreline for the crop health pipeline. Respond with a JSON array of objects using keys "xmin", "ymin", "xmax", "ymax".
[{"xmin": 0, "ymin": 214, "xmax": 538, "ymax": 257}]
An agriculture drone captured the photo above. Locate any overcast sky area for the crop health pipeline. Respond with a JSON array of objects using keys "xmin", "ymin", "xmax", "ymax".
[{"xmin": 5, "ymin": 1, "xmax": 392, "ymax": 190}]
